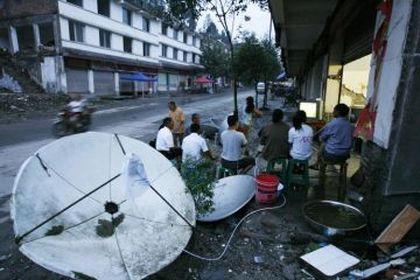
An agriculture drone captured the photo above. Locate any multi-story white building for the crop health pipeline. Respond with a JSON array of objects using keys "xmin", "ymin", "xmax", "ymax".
[{"xmin": 0, "ymin": 0, "xmax": 203, "ymax": 95}]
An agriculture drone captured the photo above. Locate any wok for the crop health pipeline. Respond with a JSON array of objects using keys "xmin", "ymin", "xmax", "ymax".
[{"xmin": 303, "ymin": 200, "xmax": 367, "ymax": 237}]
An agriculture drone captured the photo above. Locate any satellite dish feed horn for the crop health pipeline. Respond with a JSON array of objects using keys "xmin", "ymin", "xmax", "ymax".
[{"xmin": 115, "ymin": 134, "xmax": 195, "ymax": 229}]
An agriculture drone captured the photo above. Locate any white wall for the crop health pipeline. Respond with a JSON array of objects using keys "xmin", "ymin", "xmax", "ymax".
[
  {"xmin": 60, "ymin": 17, "xmax": 70, "ymax": 40},
  {"xmin": 366, "ymin": 0, "xmax": 412, "ymax": 148},
  {"xmin": 85, "ymin": 26, "xmax": 99, "ymax": 46},
  {"xmin": 150, "ymin": 18, "xmax": 159, "ymax": 34},
  {"xmin": 110, "ymin": 0, "xmax": 122, "ymax": 22},
  {"xmin": 132, "ymin": 40, "xmax": 142, "ymax": 56},
  {"xmin": 112, "ymin": 34, "xmax": 123, "ymax": 51},
  {"xmin": 132, "ymin": 13, "xmax": 142, "ymax": 30},
  {"xmin": 84, "ymin": 0, "xmax": 97, "ymax": 13},
  {"xmin": 41, "ymin": 56, "xmax": 57, "ymax": 93}
]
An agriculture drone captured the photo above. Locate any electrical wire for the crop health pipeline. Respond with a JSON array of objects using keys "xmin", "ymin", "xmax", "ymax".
[{"xmin": 182, "ymin": 194, "xmax": 287, "ymax": 261}]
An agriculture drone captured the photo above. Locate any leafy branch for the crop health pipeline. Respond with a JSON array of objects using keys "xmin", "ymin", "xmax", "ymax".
[{"xmin": 181, "ymin": 158, "xmax": 217, "ymax": 216}]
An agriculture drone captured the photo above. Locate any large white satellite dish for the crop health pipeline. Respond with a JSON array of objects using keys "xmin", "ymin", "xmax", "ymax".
[
  {"xmin": 11, "ymin": 132, "xmax": 195, "ymax": 279},
  {"xmin": 198, "ymin": 175, "xmax": 256, "ymax": 222}
]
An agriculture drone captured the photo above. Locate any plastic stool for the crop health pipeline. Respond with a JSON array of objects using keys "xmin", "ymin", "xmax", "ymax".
[
  {"xmin": 286, "ymin": 159, "xmax": 310, "ymax": 189},
  {"xmin": 319, "ymin": 159, "xmax": 348, "ymax": 201},
  {"xmin": 266, "ymin": 158, "xmax": 288, "ymax": 182}
]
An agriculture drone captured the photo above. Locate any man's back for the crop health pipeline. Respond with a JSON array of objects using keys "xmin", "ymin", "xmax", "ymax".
[
  {"xmin": 260, "ymin": 122, "xmax": 289, "ymax": 161},
  {"xmin": 221, "ymin": 130, "xmax": 247, "ymax": 161},
  {"xmin": 169, "ymin": 107, "xmax": 185, "ymax": 134},
  {"xmin": 156, "ymin": 126, "xmax": 173, "ymax": 151},
  {"xmin": 321, "ymin": 117, "xmax": 353, "ymax": 156},
  {"xmin": 182, "ymin": 133, "xmax": 208, "ymax": 162}
]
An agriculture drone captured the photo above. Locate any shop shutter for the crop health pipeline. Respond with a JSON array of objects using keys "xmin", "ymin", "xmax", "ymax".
[
  {"xmin": 66, "ymin": 68, "xmax": 88, "ymax": 93},
  {"xmin": 342, "ymin": 9, "xmax": 376, "ymax": 64},
  {"xmin": 94, "ymin": 71, "xmax": 114, "ymax": 95}
]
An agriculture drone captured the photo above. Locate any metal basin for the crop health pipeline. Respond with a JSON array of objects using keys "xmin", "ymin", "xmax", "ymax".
[{"xmin": 303, "ymin": 200, "xmax": 367, "ymax": 237}]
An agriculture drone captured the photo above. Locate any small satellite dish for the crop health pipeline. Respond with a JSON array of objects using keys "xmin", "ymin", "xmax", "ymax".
[
  {"xmin": 198, "ymin": 175, "xmax": 256, "ymax": 222},
  {"xmin": 11, "ymin": 132, "xmax": 195, "ymax": 279}
]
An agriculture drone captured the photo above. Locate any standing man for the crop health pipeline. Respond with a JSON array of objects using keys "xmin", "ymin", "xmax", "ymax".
[
  {"xmin": 221, "ymin": 115, "xmax": 255, "ymax": 173},
  {"xmin": 182, "ymin": 124, "xmax": 215, "ymax": 162},
  {"xmin": 156, "ymin": 117, "xmax": 182, "ymax": 160},
  {"xmin": 259, "ymin": 109, "xmax": 290, "ymax": 164},
  {"xmin": 168, "ymin": 101, "xmax": 185, "ymax": 146}
]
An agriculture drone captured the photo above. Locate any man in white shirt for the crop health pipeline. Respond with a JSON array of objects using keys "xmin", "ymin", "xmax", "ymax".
[
  {"xmin": 221, "ymin": 115, "xmax": 255, "ymax": 172},
  {"xmin": 156, "ymin": 117, "xmax": 182, "ymax": 160},
  {"xmin": 182, "ymin": 124, "xmax": 214, "ymax": 162}
]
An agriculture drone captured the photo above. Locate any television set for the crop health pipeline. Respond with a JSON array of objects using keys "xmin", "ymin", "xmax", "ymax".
[{"xmin": 299, "ymin": 101, "xmax": 318, "ymax": 119}]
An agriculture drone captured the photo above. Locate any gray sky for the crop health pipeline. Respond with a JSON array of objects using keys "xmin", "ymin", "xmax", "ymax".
[{"xmin": 197, "ymin": 3, "xmax": 274, "ymax": 40}]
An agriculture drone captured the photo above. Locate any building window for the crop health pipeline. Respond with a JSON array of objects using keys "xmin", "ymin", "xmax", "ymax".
[
  {"xmin": 183, "ymin": 51, "xmax": 187, "ymax": 62},
  {"xmin": 143, "ymin": 42, "xmax": 150, "ymax": 56},
  {"xmin": 183, "ymin": 32, "xmax": 188, "ymax": 43},
  {"xmin": 173, "ymin": 48, "xmax": 178, "ymax": 60},
  {"xmin": 99, "ymin": 29, "xmax": 111, "ymax": 48},
  {"xmin": 69, "ymin": 20, "xmax": 84, "ymax": 42},
  {"xmin": 67, "ymin": 0, "xmax": 83, "ymax": 7},
  {"xmin": 97, "ymin": 0, "xmax": 110, "ymax": 17},
  {"xmin": 173, "ymin": 29, "xmax": 178, "ymax": 40},
  {"xmin": 123, "ymin": 36, "xmax": 132, "ymax": 53},
  {"xmin": 161, "ymin": 23, "xmax": 168, "ymax": 35},
  {"xmin": 161, "ymin": 44, "xmax": 167, "ymax": 57},
  {"xmin": 192, "ymin": 36, "xmax": 196, "ymax": 46},
  {"xmin": 142, "ymin": 17, "xmax": 150, "ymax": 32},
  {"xmin": 192, "ymin": 53, "xmax": 196, "ymax": 64},
  {"xmin": 122, "ymin": 8, "xmax": 132, "ymax": 25}
]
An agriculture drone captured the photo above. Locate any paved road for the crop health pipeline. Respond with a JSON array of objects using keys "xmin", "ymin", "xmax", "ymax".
[
  {"xmin": 0, "ymin": 90, "xmax": 294, "ymax": 280},
  {"xmin": 0, "ymin": 90, "xmax": 257, "ymax": 198}
]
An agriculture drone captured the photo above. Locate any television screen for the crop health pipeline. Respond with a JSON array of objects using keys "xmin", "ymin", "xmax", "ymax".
[{"xmin": 299, "ymin": 102, "xmax": 317, "ymax": 119}]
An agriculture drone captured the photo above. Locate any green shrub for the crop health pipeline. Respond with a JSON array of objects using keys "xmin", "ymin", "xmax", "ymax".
[{"xmin": 181, "ymin": 158, "xmax": 216, "ymax": 216}]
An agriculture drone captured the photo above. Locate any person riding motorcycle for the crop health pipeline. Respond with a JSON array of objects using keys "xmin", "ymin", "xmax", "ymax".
[
  {"xmin": 67, "ymin": 94, "xmax": 91, "ymax": 129},
  {"xmin": 52, "ymin": 94, "xmax": 94, "ymax": 137}
]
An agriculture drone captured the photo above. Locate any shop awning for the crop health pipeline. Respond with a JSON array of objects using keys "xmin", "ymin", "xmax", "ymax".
[
  {"xmin": 193, "ymin": 76, "xmax": 213, "ymax": 84},
  {"xmin": 120, "ymin": 72, "xmax": 157, "ymax": 82}
]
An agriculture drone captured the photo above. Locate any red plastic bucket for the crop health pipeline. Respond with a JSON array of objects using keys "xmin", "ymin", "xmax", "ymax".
[{"xmin": 255, "ymin": 173, "xmax": 279, "ymax": 204}]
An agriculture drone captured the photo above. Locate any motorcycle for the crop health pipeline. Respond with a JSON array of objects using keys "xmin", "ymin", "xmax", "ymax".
[{"xmin": 52, "ymin": 105, "xmax": 95, "ymax": 137}]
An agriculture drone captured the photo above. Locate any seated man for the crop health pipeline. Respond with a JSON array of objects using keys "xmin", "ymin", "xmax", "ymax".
[
  {"xmin": 185, "ymin": 113, "xmax": 201, "ymax": 136},
  {"xmin": 259, "ymin": 109, "xmax": 289, "ymax": 162},
  {"xmin": 182, "ymin": 124, "xmax": 215, "ymax": 162},
  {"xmin": 221, "ymin": 115, "xmax": 255, "ymax": 172},
  {"xmin": 156, "ymin": 117, "xmax": 182, "ymax": 160},
  {"xmin": 319, "ymin": 103, "xmax": 354, "ymax": 162}
]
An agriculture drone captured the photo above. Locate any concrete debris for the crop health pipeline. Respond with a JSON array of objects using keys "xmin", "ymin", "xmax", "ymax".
[
  {"xmin": 391, "ymin": 246, "xmax": 419, "ymax": 259},
  {"xmin": 0, "ymin": 255, "xmax": 10, "ymax": 262},
  {"xmin": 253, "ymin": 256, "xmax": 264, "ymax": 264},
  {"xmin": 9, "ymin": 105, "xmax": 25, "ymax": 112},
  {"xmin": 390, "ymin": 258, "xmax": 406, "ymax": 266}
]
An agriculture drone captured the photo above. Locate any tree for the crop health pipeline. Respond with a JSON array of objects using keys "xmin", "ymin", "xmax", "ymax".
[
  {"xmin": 234, "ymin": 33, "xmax": 281, "ymax": 107},
  {"xmin": 202, "ymin": 14, "xmax": 219, "ymax": 38},
  {"xmin": 200, "ymin": 38, "xmax": 230, "ymax": 91},
  {"xmin": 166, "ymin": 0, "xmax": 250, "ymax": 116}
]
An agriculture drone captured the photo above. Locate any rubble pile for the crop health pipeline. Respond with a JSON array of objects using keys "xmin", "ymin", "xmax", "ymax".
[{"xmin": 0, "ymin": 93, "xmax": 70, "ymax": 117}]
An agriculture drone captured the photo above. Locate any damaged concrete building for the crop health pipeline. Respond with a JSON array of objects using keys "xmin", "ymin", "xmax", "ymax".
[
  {"xmin": 269, "ymin": 0, "xmax": 420, "ymax": 235},
  {"xmin": 0, "ymin": 0, "xmax": 203, "ymax": 95}
]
